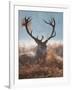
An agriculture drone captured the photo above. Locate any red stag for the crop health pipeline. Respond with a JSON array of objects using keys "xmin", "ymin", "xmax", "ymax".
[{"xmin": 22, "ymin": 17, "xmax": 56, "ymax": 58}]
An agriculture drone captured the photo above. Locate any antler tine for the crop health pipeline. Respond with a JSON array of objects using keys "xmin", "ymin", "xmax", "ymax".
[
  {"xmin": 41, "ymin": 35, "xmax": 44, "ymax": 41},
  {"xmin": 43, "ymin": 19, "xmax": 53, "ymax": 26},
  {"xmin": 28, "ymin": 17, "xmax": 32, "ymax": 22},
  {"xmin": 28, "ymin": 17, "xmax": 31, "ymax": 20},
  {"xmin": 43, "ymin": 19, "xmax": 50, "ymax": 25},
  {"xmin": 24, "ymin": 16, "xmax": 27, "ymax": 21},
  {"xmin": 23, "ymin": 16, "xmax": 32, "ymax": 25},
  {"xmin": 43, "ymin": 18, "xmax": 56, "ymax": 44},
  {"xmin": 50, "ymin": 18, "xmax": 55, "ymax": 26}
]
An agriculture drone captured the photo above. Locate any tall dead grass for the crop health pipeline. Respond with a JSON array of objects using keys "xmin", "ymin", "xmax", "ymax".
[{"xmin": 19, "ymin": 43, "xmax": 63, "ymax": 79}]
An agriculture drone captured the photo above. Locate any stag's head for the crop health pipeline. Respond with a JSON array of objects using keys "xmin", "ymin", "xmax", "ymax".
[
  {"xmin": 22, "ymin": 17, "xmax": 56, "ymax": 48},
  {"xmin": 22, "ymin": 17, "xmax": 56, "ymax": 58}
]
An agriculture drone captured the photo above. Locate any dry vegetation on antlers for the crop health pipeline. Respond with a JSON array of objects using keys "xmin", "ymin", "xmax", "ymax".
[{"xmin": 19, "ymin": 44, "xmax": 63, "ymax": 79}]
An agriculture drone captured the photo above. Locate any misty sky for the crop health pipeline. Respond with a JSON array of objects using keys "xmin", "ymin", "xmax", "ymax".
[{"xmin": 18, "ymin": 10, "xmax": 63, "ymax": 45}]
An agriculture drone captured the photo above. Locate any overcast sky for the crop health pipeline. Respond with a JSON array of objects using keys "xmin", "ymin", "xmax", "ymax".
[{"xmin": 18, "ymin": 10, "xmax": 63, "ymax": 45}]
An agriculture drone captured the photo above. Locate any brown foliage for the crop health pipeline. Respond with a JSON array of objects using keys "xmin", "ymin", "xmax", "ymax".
[{"xmin": 19, "ymin": 44, "xmax": 63, "ymax": 79}]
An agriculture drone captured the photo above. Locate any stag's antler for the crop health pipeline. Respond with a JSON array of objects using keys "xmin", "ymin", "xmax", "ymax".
[
  {"xmin": 22, "ymin": 17, "xmax": 56, "ymax": 47},
  {"xmin": 22, "ymin": 17, "xmax": 46, "ymax": 46},
  {"xmin": 43, "ymin": 18, "xmax": 56, "ymax": 44}
]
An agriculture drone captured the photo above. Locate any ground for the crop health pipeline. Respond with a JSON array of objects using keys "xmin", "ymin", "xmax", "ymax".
[{"xmin": 19, "ymin": 43, "xmax": 63, "ymax": 79}]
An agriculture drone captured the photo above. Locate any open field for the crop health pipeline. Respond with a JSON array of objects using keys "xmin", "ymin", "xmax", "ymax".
[{"xmin": 19, "ymin": 42, "xmax": 63, "ymax": 79}]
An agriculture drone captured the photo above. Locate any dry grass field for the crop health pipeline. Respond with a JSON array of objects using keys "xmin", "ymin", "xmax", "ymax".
[{"xmin": 19, "ymin": 42, "xmax": 63, "ymax": 79}]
